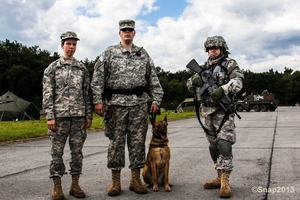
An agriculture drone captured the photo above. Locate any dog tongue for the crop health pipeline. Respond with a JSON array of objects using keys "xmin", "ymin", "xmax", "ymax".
[{"xmin": 161, "ymin": 134, "xmax": 166, "ymax": 139}]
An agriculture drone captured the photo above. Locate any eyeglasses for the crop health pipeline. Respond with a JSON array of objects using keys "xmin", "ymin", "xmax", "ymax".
[{"xmin": 121, "ymin": 28, "xmax": 134, "ymax": 32}]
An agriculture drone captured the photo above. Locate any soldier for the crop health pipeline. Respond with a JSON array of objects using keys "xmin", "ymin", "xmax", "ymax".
[
  {"xmin": 187, "ymin": 36, "xmax": 244, "ymax": 198},
  {"xmin": 42, "ymin": 31, "xmax": 93, "ymax": 200},
  {"xmin": 91, "ymin": 19, "xmax": 163, "ymax": 196}
]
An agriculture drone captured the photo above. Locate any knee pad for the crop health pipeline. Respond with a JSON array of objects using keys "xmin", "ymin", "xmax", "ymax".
[
  {"xmin": 209, "ymin": 144, "xmax": 219, "ymax": 163},
  {"xmin": 218, "ymin": 140, "xmax": 232, "ymax": 157}
]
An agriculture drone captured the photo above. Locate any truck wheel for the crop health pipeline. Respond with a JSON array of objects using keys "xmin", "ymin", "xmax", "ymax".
[
  {"xmin": 254, "ymin": 105, "xmax": 260, "ymax": 112},
  {"xmin": 269, "ymin": 106, "xmax": 276, "ymax": 111},
  {"xmin": 237, "ymin": 105, "xmax": 243, "ymax": 112},
  {"xmin": 260, "ymin": 105, "xmax": 267, "ymax": 112}
]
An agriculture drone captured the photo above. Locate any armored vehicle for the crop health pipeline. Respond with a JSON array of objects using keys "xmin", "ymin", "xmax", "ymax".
[{"xmin": 236, "ymin": 90, "xmax": 279, "ymax": 112}]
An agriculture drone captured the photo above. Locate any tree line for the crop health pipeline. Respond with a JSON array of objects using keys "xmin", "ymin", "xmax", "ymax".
[{"xmin": 0, "ymin": 39, "xmax": 299, "ymax": 111}]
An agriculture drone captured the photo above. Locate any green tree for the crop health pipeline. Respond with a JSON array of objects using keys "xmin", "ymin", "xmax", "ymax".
[
  {"xmin": 0, "ymin": 40, "xmax": 59, "ymax": 107},
  {"xmin": 1, "ymin": 39, "xmax": 299, "ymax": 110}
]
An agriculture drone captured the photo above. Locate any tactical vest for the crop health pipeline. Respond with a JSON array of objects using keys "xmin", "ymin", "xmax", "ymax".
[{"xmin": 200, "ymin": 58, "xmax": 230, "ymax": 105}]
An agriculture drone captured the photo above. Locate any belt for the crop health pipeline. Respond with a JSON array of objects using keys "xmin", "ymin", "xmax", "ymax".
[{"xmin": 109, "ymin": 86, "xmax": 146, "ymax": 96}]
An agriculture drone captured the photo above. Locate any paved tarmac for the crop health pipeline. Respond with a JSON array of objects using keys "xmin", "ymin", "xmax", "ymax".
[{"xmin": 0, "ymin": 106, "xmax": 299, "ymax": 200}]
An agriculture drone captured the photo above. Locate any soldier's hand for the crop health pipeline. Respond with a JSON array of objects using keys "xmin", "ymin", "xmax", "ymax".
[
  {"xmin": 191, "ymin": 73, "xmax": 203, "ymax": 87},
  {"xmin": 150, "ymin": 103, "xmax": 159, "ymax": 114},
  {"xmin": 94, "ymin": 103, "xmax": 105, "ymax": 117},
  {"xmin": 47, "ymin": 119, "xmax": 56, "ymax": 131},
  {"xmin": 210, "ymin": 87, "xmax": 224, "ymax": 102},
  {"xmin": 85, "ymin": 118, "xmax": 92, "ymax": 129}
]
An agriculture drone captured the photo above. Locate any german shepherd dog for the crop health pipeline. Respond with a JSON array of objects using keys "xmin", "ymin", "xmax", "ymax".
[{"xmin": 142, "ymin": 115, "xmax": 172, "ymax": 192}]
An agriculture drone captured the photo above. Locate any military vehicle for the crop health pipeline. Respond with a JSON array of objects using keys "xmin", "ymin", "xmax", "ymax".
[
  {"xmin": 175, "ymin": 98, "xmax": 196, "ymax": 112},
  {"xmin": 236, "ymin": 90, "xmax": 279, "ymax": 112}
]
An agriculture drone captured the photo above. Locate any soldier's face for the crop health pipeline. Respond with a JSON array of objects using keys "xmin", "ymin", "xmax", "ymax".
[
  {"xmin": 119, "ymin": 28, "xmax": 135, "ymax": 44},
  {"xmin": 61, "ymin": 39, "xmax": 77, "ymax": 58},
  {"xmin": 208, "ymin": 47, "xmax": 221, "ymax": 59}
]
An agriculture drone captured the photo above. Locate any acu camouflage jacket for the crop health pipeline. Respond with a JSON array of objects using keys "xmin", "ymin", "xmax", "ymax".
[
  {"xmin": 91, "ymin": 43, "xmax": 164, "ymax": 107},
  {"xmin": 42, "ymin": 57, "xmax": 93, "ymax": 120}
]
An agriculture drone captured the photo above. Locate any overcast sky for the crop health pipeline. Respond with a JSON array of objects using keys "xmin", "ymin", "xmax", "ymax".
[{"xmin": 1, "ymin": 0, "xmax": 300, "ymax": 73}]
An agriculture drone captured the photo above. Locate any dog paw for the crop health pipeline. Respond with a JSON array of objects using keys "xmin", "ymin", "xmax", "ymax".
[
  {"xmin": 165, "ymin": 184, "xmax": 172, "ymax": 192},
  {"xmin": 153, "ymin": 186, "xmax": 159, "ymax": 192},
  {"xmin": 145, "ymin": 184, "xmax": 151, "ymax": 188}
]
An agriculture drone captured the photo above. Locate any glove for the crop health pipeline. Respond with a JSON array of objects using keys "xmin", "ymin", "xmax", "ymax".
[
  {"xmin": 191, "ymin": 74, "xmax": 203, "ymax": 87},
  {"xmin": 210, "ymin": 87, "xmax": 224, "ymax": 102}
]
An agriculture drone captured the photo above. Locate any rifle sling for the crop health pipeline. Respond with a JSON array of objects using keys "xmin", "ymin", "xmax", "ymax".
[{"xmin": 193, "ymin": 88, "xmax": 229, "ymax": 136}]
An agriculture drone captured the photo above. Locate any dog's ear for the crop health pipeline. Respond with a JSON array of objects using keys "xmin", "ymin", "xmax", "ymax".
[
  {"xmin": 149, "ymin": 116, "xmax": 155, "ymax": 125},
  {"xmin": 164, "ymin": 115, "xmax": 167, "ymax": 122}
]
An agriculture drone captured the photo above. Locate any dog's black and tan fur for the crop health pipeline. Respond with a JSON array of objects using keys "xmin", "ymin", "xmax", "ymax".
[{"xmin": 142, "ymin": 115, "xmax": 172, "ymax": 192}]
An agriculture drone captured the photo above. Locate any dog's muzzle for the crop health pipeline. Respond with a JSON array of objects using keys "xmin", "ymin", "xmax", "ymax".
[{"xmin": 154, "ymin": 129, "xmax": 167, "ymax": 140}]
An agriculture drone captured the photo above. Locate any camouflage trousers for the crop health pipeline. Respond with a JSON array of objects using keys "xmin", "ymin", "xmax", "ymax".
[
  {"xmin": 104, "ymin": 103, "xmax": 148, "ymax": 170},
  {"xmin": 48, "ymin": 117, "xmax": 87, "ymax": 178},
  {"xmin": 201, "ymin": 107, "xmax": 236, "ymax": 171}
]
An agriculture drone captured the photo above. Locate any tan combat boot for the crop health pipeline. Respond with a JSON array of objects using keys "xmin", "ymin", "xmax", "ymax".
[
  {"xmin": 107, "ymin": 170, "xmax": 121, "ymax": 196},
  {"xmin": 203, "ymin": 169, "xmax": 221, "ymax": 189},
  {"xmin": 69, "ymin": 174, "xmax": 85, "ymax": 198},
  {"xmin": 220, "ymin": 170, "xmax": 232, "ymax": 198},
  {"xmin": 52, "ymin": 177, "xmax": 65, "ymax": 200},
  {"xmin": 129, "ymin": 168, "xmax": 147, "ymax": 194}
]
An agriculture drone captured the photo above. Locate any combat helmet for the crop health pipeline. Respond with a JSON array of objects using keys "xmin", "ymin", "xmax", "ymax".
[{"xmin": 204, "ymin": 36, "xmax": 229, "ymax": 52}]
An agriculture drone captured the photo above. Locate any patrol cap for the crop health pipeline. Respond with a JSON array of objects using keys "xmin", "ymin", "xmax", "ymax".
[
  {"xmin": 119, "ymin": 19, "xmax": 135, "ymax": 30},
  {"xmin": 60, "ymin": 31, "xmax": 80, "ymax": 43}
]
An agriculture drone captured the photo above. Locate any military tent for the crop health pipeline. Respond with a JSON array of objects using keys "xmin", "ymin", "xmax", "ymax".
[{"xmin": 0, "ymin": 91, "xmax": 40, "ymax": 121}]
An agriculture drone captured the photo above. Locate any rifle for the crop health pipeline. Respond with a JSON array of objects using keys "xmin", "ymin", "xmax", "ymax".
[{"xmin": 186, "ymin": 59, "xmax": 241, "ymax": 119}]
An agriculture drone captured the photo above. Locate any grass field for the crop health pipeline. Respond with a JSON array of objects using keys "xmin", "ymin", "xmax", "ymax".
[{"xmin": 0, "ymin": 112, "xmax": 196, "ymax": 144}]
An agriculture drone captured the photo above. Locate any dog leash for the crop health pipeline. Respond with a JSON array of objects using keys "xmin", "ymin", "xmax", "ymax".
[{"xmin": 150, "ymin": 113, "xmax": 156, "ymax": 121}]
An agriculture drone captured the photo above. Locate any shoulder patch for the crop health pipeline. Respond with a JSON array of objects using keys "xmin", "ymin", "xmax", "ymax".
[{"xmin": 225, "ymin": 58, "xmax": 240, "ymax": 74}]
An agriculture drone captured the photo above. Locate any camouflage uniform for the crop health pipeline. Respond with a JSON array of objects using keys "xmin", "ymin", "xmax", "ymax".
[
  {"xmin": 43, "ymin": 57, "xmax": 93, "ymax": 177},
  {"xmin": 91, "ymin": 43, "xmax": 163, "ymax": 170},
  {"xmin": 187, "ymin": 36, "xmax": 243, "ymax": 171}
]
